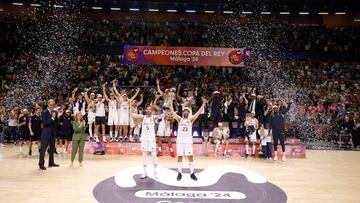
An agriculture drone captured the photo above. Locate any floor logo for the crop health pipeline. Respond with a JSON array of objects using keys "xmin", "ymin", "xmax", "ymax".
[{"xmin": 93, "ymin": 165, "xmax": 287, "ymax": 203}]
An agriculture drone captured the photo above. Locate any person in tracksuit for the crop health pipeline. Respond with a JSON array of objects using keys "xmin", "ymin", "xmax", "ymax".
[{"xmin": 269, "ymin": 100, "xmax": 292, "ymax": 161}]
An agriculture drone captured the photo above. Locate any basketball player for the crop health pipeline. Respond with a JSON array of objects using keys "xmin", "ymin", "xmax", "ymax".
[
  {"xmin": 103, "ymin": 83, "xmax": 118, "ymax": 142},
  {"xmin": 213, "ymin": 122, "xmax": 230, "ymax": 158},
  {"xmin": 170, "ymin": 96, "xmax": 207, "ymax": 181},
  {"xmin": 84, "ymin": 89, "xmax": 96, "ymax": 141},
  {"xmin": 94, "ymin": 93, "xmax": 106, "ymax": 142},
  {"xmin": 112, "ymin": 79, "xmax": 140, "ymax": 142},
  {"xmin": 129, "ymin": 95, "xmax": 143, "ymax": 141},
  {"xmin": 28, "ymin": 107, "xmax": 42, "ymax": 155},
  {"xmin": 18, "ymin": 109, "xmax": 30, "ymax": 155},
  {"xmin": 245, "ymin": 113, "xmax": 259, "ymax": 158},
  {"xmin": 130, "ymin": 103, "xmax": 164, "ymax": 179}
]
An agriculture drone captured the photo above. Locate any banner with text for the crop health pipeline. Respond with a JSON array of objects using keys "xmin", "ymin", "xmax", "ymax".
[{"xmin": 123, "ymin": 45, "xmax": 244, "ymax": 67}]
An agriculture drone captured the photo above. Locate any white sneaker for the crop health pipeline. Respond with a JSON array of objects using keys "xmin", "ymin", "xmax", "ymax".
[
  {"xmin": 140, "ymin": 173, "xmax": 147, "ymax": 179},
  {"xmin": 274, "ymin": 156, "xmax": 278, "ymax": 161},
  {"xmin": 154, "ymin": 170, "xmax": 159, "ymax": 179},
  {"xmin": 102, "ymin": 136, "xmax": 107, "ymax": 142},
  {"xmin": 95, "ymin": 136, "xmax": 100, "ymax": 143},
  {"xmin": 282, "ymin": 155, "xmax": 286, "ymax": 162}
]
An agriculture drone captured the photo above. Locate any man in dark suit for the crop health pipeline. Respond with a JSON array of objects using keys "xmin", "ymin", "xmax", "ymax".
[
  {"xmin": 38, "ymin": 99, "xmax": 60, "ymax": 170},
  {"xmin": 225, "ymin": 95, "xmax": 238, "ymax": 137}
]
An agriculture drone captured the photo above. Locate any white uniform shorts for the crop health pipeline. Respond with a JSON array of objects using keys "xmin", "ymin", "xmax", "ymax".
[
  {"xmin": 108, "ymin": 112, "xmax": 119, "ymax": 126},
  {"xmin": 141, "ymin": 141, "xmax": 156, "ymax": 152},
  {"xmin": 249, "ymin": 132, "xmax": 257, "ymax": 142},
  {"xmin": 118, "ymin": 115, "xmax": 129, "ymax": 126},
  {"xmin": 176, "ymin": 143, "xmax": 193, "ymax": 156}
]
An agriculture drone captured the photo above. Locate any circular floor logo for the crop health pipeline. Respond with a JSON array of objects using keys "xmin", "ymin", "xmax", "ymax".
[{"xmin": 93, "ymin": 165, "xmax": 287, "ymax": 203}]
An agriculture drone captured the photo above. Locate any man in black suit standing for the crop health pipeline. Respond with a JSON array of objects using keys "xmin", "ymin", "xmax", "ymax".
[
  {"xmin": 39, "ymin": 99, "xmax": 60, "ymax": 170},
  {"xmin": 225, "ymin": 95, "xmax": 238, "ymax": 137}
]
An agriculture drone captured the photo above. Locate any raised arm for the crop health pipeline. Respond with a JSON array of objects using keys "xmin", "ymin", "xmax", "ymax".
[
  {"xmin": 71, "ymin": 88, "xmax": 78, "ymax": 101},
  {"xmin": 191, "ymin": 96, "xmax": 207, "ymax": 123},
  {"xmin": 112, "ymin": 79, "xmax": 121, "ymax": 97},
  {"xmin": 102, "ymin": 82, "xmax": 110, "ymax": 102},
  {"xmin": 280, "ymin": 101, "xmax": 292, "ymax": 115},
  {"xmin": 137, "ymin": 94, "xmax": 143, "ymax": 106},
  {"xmin": 170, "ymin": 99, "xmax": 181, "ymax": 122},
  {"xmin": 130, "ymin": 88, "xmax": 140, "ymax": 101},
  {"xmin": 176, "ymin": 85, "xmax": 185, "ymax": 102},
  {"xmin": 129, "ymin": 104, "xmax": 144, "ymax": 120},
  {"xmin": 84, "ymin": 88, "xmax": 91, "ymax": 103},
  {"xmin": 156, "ymin": 79, "xmax": 164, "ymax": 95}
]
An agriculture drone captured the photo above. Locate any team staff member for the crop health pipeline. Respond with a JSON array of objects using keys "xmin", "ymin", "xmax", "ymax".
[
  {"xmin": 38, "ymin": 99, "xmax": 60, "ymax": 170},
  {"xmin": 269, "ymin": 101, "xmax": 292, "ymax": 161},
  {"xmin": 28, "ymin": 107, "xmax": 42, "ymax": 155},
  {"xmin": 59, "ymin": 110, "xmax": 73, "ymax": 154},
  {"xmin": 18, "ymin": 109, "xmax": 30, "ymax": 155},
  {"xmin": 70, "ymin": 112, "xmax": 87, "ymax": 167}
]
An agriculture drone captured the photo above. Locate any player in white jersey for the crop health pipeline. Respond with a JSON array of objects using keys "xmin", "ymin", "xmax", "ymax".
[
  {"xmin": 94, "ymin": 94, "xmax": 106, "ymax": 142},
  {"xmin": 112, "ymin": 79, "xmax": 140, "ymax": 142},
  {"xmin": 131, "ymin": 104, "xmax": 164, "ymax": 179},
  {"xmin": 170, "ymin": 97, "xmax": 207, "ymax": 181},
  {"xmin": 84, "ymin": 89, "xmax": 96, "ymax": 141},
  {"xmin": 129, "ymin": 95, "xmax": 143, "ymax": 141},
  {"xmin": 71, "ymin": 88, "xmax": 86, "ymax": 117},
  {"xmin": 212, "ymin": 122, "xmax": 230, "ymax": 158},
  {"xmin": 103, "ymin": 83, "xmax": 118, "ymax": 142},
  {"xmin": 244, "ymin": 113, "xmax": 259, "ymax": 158}
]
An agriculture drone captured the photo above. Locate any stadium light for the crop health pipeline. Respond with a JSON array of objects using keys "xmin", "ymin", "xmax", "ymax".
[
  {"xmin": 53, "ymin": 5, "xmax": 64, "ymax": 8},
  {"xmin": 167, "ymin": 10, "xmax": 177, "ymax": 13},
  {"xmin": 148, "ymin": 9, "xmax": 159, "ymax": 12},
  {"xmin": 318, "ymin": 12, "xmax": 329, "ymax": 15},
  {"xmin": 335, "ymin": 12, "xmax": 346, "ymax": 15},
  {"xmin": 12, "ymin": 2, "xmax": 24, "ymax": 6},
  {"xmin": 92, "ymin": 7, "xmax": 103, "ymax": 10},
  {"xmin": 129, "ymin": 8, "xmax": 139, "ymax": 11},
  {"xmin": 223, "ymin": 11, "xmax": 233, "ymax": 14},
  {"xmin": 186, "ymin": 10, "xmax": 196, "ymax": 13},
  {"xmin": 354, "ymin": 18, "xmax": 360, "ymax": 22},
  {"xmin": 299, "ymin": 12, "xmax": 309, "ymax": 15},
  {"xmin": 242, "ymin": 11, "xmax": 252, "ymax": 14},
  {"xmin": 260, "ymin": 11, "xmax": 271, "ymax": 15},
  {"xmin": 280, "ymin": 12, "xmax": 290, "ymax": 15},
  {"xmin": 30, "ymin": 4, "xmax": 41, "ymax": 7},
  {"xmin": 204, "ymin": 10, "xmax": 215, "ymax": 14},
  {"xmin": 0, "ymin": 8, "xmax": 3, "ymax": 12},
  {"xmin": 110, "ymin": 8, "xmax": 120, "ymax": 11}
]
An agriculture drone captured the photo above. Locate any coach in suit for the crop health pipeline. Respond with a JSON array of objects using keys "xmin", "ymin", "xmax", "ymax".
[{"xmin": 38, "ymin": 99, "xmax": 60, "ymax": 170}]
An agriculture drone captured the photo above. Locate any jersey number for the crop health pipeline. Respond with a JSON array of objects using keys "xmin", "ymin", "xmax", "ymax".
[{"xmin": 182, "ymin": 127, "xmax": 189, "ymax": 131}]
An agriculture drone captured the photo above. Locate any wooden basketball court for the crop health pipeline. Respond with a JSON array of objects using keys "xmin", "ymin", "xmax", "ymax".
[{"xmin": 0, "ymin": 145, "xmax": 359, "ymax": 203}]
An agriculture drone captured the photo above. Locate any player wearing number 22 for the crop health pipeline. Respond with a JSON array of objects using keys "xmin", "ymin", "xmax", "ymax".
[{"xmin": 170, "ymin": 97, "xmax": 207, "ymax": 181}]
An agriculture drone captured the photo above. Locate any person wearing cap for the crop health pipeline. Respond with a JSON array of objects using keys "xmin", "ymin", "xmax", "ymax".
[
  {"xmin": 269, "ymin": 100, "xmax": 292, "ymax": 161},
  {"xmin": 84, "ymin": 88, "xmax": 96, "ymax": 141},
  {"xmin": 212, "ymin": 122, "xmax": 230, "ymax": 158},
  {"xmin": 209, "ymin": 90, "xmax": 223, "ymax": 129},
  {"xmin": 17, "ymin": 109, "xmax": 30, "ymax": 155},
  {"xmin": 170, "ymin": 96, "xmax": 207, "ymax": 181},
  {"xmin": 103, "ymin": 82, "xmax": 119, "ymax": 142},
  {"xmin": 39, "ymin": 99, "xmax": 60, "ymax": 170},
  {"xmin": 28, "ymin": 107, "xmax": 42, "ymax": 155},
  {"xmin": 59, "ymin": 109, "xmax": 73, "ymax": 154}
]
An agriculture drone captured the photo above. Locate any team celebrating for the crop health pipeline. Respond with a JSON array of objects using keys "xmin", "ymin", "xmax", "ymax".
[{"xmin": 5, "ymin": 78, "xmax": 291, "ymax": 179}]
